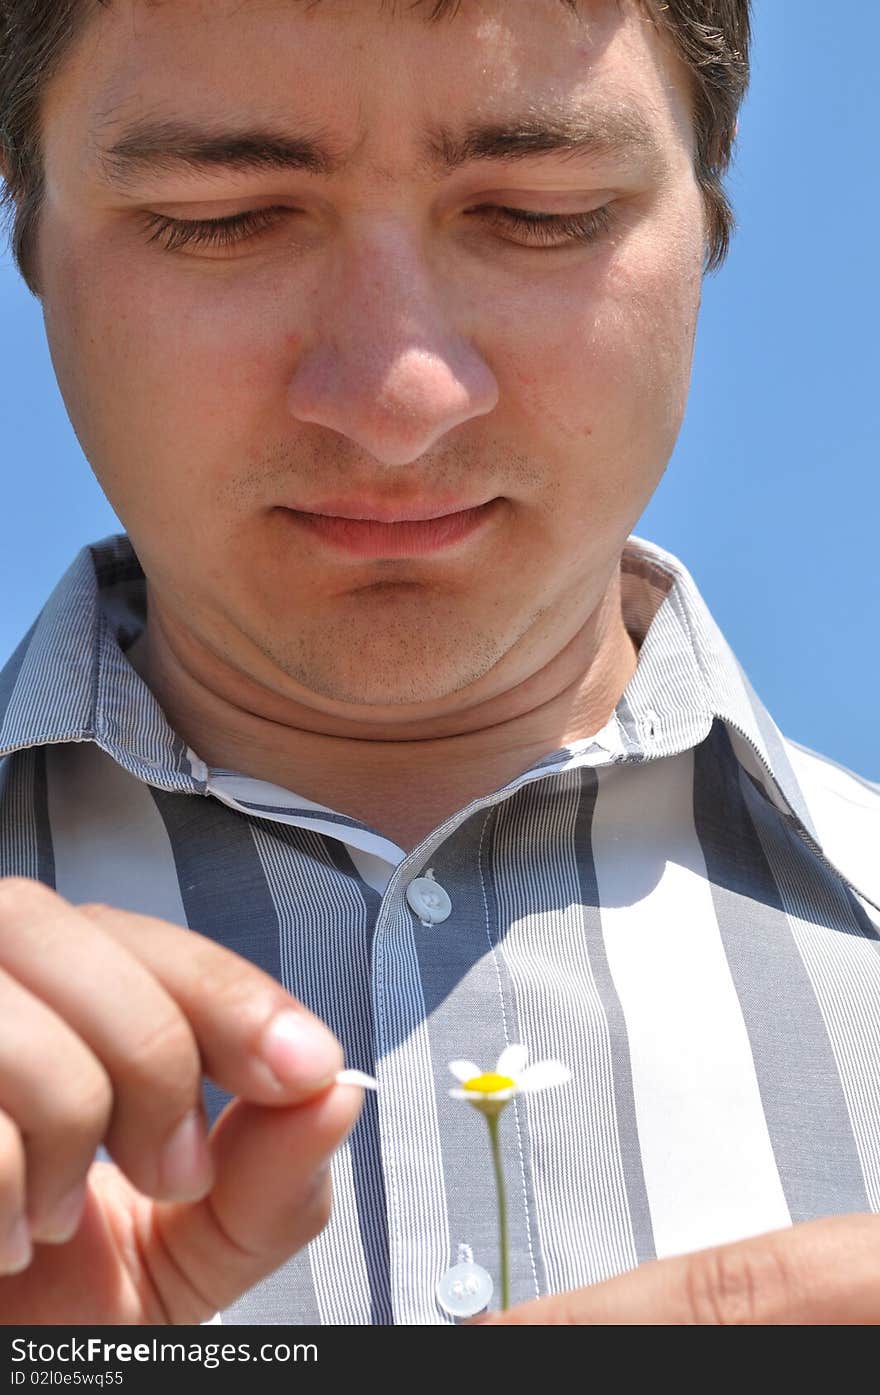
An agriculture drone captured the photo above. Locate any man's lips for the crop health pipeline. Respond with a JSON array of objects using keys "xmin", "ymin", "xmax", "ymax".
[
  {"xmin": 276, "ymin": 498, "xmax": 500, "ymax": 559},
  {"xmin": 284, "ymin": 496, "xmax": 491, "ymax": 523}
]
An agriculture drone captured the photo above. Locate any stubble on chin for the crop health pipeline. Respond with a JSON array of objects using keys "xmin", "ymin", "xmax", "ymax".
[{"xmin": 249, "ymin": 589, "xmax": 550, "ymax": 707}]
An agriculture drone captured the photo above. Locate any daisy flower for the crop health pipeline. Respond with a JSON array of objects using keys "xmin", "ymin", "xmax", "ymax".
[
  {"xmin": 448, "ymin": 1044, "xmax": 570, "ymax": 1114},
  {"xmin": 447, "ymin": 1044, "xmax": 571, "ymax": 1311}
]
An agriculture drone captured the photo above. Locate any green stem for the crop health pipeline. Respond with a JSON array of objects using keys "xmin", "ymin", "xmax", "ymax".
[{"xmin": 486, "ymin": 1111, "xmax": 509, "ymax": 1311}]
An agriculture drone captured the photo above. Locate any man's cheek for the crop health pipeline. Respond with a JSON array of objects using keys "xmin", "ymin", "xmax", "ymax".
[{"xmin": 522, "ymin": 333, "xmax": 642, "ymax": 455}]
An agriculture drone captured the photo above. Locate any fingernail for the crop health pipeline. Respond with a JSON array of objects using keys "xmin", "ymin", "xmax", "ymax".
[
  {"xmin": 159, "ymin": 1109, "xmax": 214, "ymax": 1200},
  {"xmin": 0, "ymin": 1216, "xmax": 32, "ymax": 1274},
  {"xmin": 261, "ymin": 1011, "xmax": 341, "ymax": 1090},
  {"xmin": 34, "ymin": 1181, "xmax": 87, "ymax": 1244}
]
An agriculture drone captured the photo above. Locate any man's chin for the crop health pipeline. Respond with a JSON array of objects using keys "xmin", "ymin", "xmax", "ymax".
[
  {"xmin": 275, "ymin": 668, "xmax": 490, "ymax": 712},
  {"xmin": 248, "ymin": 604, "xmax": 533, "ymax": 714},
  {"xmin": 262, "ymin": 639, "xmax": 508, "ymax": 713}
]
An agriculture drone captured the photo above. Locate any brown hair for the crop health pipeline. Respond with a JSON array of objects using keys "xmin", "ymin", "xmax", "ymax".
[{"xmin": 0, "ymin": 0, "xmax": 750, "ymax": 295}]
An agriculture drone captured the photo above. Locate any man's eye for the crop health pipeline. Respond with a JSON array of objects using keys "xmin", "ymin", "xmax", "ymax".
[
  {"xmin": 141, "ymin": 203, "xmax": 614, "ymax": 255},
  {"xmin": 141, "ymin": 207, "xmax": 289, "ymax": 252},
  {"xmin": 470, "ymin": 204, "xmax": 614, "ymax": 247}
]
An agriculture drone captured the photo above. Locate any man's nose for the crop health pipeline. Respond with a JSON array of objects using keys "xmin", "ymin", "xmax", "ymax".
[{"xmin": 286, "ymin": 229, "xmax": 500, "ymax": 466}]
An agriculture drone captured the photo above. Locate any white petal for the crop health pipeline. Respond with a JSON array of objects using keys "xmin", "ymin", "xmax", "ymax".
[
  {"xmin": 448, "ymin": 1059, "xmax": 482, "ymax": 1083},
  {"xmin": 496, "ymin": 1044, "xmax": 528, "ymax": 1078},
  {"xmin": 335, "ymin": 1069, "xmax": 379, "ymax": 1091},
  {"xmin": 517, "ymin": 1060, "xmax": 571, "ymax": 1093}
]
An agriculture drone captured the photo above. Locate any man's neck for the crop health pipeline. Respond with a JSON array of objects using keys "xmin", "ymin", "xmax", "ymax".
[{"xmin": 126, "ymin": 580, "xmax": 639, "ymax": 852}]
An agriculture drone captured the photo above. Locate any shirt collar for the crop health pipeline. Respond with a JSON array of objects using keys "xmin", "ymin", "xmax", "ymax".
[
  {"xmin": 0, "ymin": 534, "xmax": 199, "ymax": 795},
  {"xmin": 0, "ymin": 530, "xmax": 835, "ymax": 869}
]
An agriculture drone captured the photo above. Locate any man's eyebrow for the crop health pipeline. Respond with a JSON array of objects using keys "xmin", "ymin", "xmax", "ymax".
[
  {"xmin": 97, "ymin": 119, "xmax": 344, "ymax": 185},
  {"xmin": 424, "ymin": 107, "xmax": 662, "ymax": 174},
  {"xmin": 96, "ymin": 106, "xmax": 663, "ymax": 188}
]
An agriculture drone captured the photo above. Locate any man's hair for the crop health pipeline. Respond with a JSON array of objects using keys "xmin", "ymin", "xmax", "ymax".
[{"xmin": 0, "ymin": 0, "xmax": 750, "ymax": 296}]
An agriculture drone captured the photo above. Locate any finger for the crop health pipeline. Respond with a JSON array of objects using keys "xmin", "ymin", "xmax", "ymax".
[
  {"xmin": 77, "ymin": 903, "xmax": 344, "ymax": 1102},
  {"xmin": 140, "ymin": 1082, "xmax": 365, "ymax": 1320},
  {"xmin": 0, "ymin": 1107, "xmax": 29, "ymax": 1276},
  {"xmin": 0, "ymin": 963, "xmax": 115, "ymax": 1246},
  {"xmin": 0, "ymin": 881, "xmax": 342, "ymax": 1216},
  {"xmin": 0, "ymin": 881, "xmax": 214, "ymax": 1209},
  {"xmin": 0, "ymin": 1165, "xmax": 171, "ymax": 1324},
  {"xmin": 480, "ymin": 1213, "xmax": 880, "ymax": 1325}
]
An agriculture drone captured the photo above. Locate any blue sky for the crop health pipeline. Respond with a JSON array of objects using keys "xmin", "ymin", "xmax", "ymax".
[{"xmin": 1, "ymin": 2, "xmax": 877, "ymax": 776}]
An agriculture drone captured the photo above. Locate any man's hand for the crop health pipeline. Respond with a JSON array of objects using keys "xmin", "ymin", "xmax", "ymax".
[
  {"xmin": 477, "ymin": 1214, "xmax": 880, "ymax": 1324},
  {"xmin": 0, "ymin": 877, "xmax": 363, "ymax": 1324}
]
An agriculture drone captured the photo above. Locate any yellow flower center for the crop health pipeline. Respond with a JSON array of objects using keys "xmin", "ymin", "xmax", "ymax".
[{"xmin": 463, "ymin": 1072, "xmax": 516, "ymax": 1094}]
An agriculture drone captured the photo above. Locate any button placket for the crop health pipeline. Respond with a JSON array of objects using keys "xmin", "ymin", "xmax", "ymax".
[{"xmin": 372, "ymin": 884, "xmax": 453, "ymax": 1323}]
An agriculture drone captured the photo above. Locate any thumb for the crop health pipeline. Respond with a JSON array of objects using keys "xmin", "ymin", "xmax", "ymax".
[{"xmin": 145, "ymin": 1081, "xmax": 365, "ymax": 1320}]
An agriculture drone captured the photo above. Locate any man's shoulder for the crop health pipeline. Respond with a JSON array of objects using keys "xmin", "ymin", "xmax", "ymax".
[
  {"xmin": 784, "ymin": 735, "xmax": 880, "ymax": 809},
  {"xmin": 781, "ymin": 735, "xmax": 880, "ymax": 917}
]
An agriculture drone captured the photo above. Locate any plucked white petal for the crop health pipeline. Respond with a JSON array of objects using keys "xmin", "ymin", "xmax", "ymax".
[
  {"xmin": 496, "ymin": 1044, "xmax": 529, "ymax": 1078},
  {"xmin": 335, "ymin": 1069, "xmax": 379, "ymax": 1091},
  {"xmin": 516, "ymin": 1060, "xmax": 571, "ymax": 1093},
  {"xmin": 448, "ymin": 1059, "xmax": 483, "ymax": 1083}
]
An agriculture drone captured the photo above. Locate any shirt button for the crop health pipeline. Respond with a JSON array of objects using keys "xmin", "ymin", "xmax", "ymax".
[
  {"xmin": 435, "ymin": 1260, "xmax": 494, "ymax": 1318},
  {"xmin": 405, "ymin": 874, "xmax": 452, "ymax": 924}
]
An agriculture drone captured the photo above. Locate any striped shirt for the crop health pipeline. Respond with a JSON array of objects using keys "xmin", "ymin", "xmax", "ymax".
[{"xmin": 1, "ymin": 530, "xmax": 879, "ymax": 1325}]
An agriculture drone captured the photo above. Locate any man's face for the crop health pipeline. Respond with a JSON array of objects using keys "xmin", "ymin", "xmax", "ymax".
[{"xmin": 36, "ymin": 0, "xmax": 704, "ymax": 711}]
